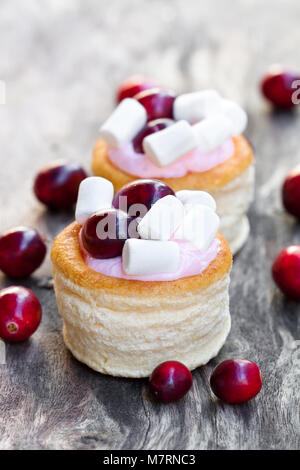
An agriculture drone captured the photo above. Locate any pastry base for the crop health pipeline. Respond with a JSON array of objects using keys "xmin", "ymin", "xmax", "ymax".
[
  {"xmin": 226, "ymin": 215, "xmax": 250, "ymax": 256},
  {"xmin": 213, "ymin": 164, "xmax": 254, "ymax": 254},
  {"xmin": 51, "ymin": 223, "xmax": 232, "ymax": 377}
]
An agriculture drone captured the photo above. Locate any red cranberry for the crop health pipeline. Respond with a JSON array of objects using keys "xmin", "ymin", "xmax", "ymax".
[
  {"xmin": 34, "ymin": 161, "xmax": 87, "ymax": 211},
  {"xmin": 0, "ymin": 227, "xmax": 47, "ymax": 279},
  {"xmin": 282, "ymin": 165, "xmax": 300, "ymax": 219},
  {"xmin": 210, "ymin": 359, "xmax": 263, "ymax": 404},
  {"xmin": 149, "ymin": 361, "xmax": 193, "ymax": 403},
  {"xmin": 82, "ymin": 209, "xmax": 135, "ymax": 259},
  {"xmin": 133, "ymin": 119, "xmax": 174, "ymax": 153},
  {"xmin": 272, "ymin": 246, "xmax": 300, "ymax": 299},
  {"xmin": 0, "ymin": 286, "xmax": 42, "ymax": 342},
  {"xmin": 261, "ymin": 67, "xmax": 300, "ymax": 108},
  {"xmin": 113, "ymin": 179, "xmax": 174, "ymax": 213},
  {"xmin": 134, "ymin": 88, "xmax": 176, "ymax": 121},
  {"xmin": 117, "ymin": 75, "xmax": 159, "ymax": 103}
]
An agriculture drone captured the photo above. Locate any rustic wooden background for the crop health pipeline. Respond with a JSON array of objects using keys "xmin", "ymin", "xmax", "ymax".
[{"xmin": 0, "ymin": 0, "xmax": 299, "ymax": 450}]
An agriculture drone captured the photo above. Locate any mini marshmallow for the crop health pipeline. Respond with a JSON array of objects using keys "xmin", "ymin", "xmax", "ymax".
[
  {"xmin": 122, "ymin": 239, "xmax": 180, "ymax": 275},
  {"xmin": 174, "ymin": 205, "xmax": 220, "ymax": 252},
  {"xmin": 221, "ymin": 99, "xmax": 248, "ymax": 135},
  {"xmin": 99, "ymin": 98, "xmax": 147, "ymax": 147},
  {"xmin": 192, "ymin": 114, "xmax": 234, "ymax": 154},
  {"xmin": 175, "ymin": 190, "xmax": 217, "ymax": 212},
  {"xmin": 75, "ymin": 176, "xmax": 114, "ymax": 225},
  {"xmin": 137, "ymin": 195, "xmax": 184, "ymax": 240},
  {"xmin": 143, "ymin": 120, "xmax": 197, "ymax": 167},
  {"xmin": 173, "ymin": 90, "xmax": 222, "ymax": 123}
]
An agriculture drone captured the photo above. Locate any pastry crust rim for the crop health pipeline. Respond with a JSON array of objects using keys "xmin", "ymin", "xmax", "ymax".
[
  {"xmin": 51, "ymin": 222, "xmax": 232, "ymax": 297},
  {"xmin": 92, "ymin": 134, "xmax": 254, "ymax": 193}
]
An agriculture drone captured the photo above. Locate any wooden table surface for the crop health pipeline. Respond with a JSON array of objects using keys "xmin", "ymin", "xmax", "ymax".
[{"xmin": 0, "ymin": 0, "xmax": 299, "ymax": 450}]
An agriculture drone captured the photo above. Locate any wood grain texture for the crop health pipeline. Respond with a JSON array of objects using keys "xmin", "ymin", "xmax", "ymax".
[{"xmin": 0, "ymin": 0, "xmax": 300, "ymax": 450}]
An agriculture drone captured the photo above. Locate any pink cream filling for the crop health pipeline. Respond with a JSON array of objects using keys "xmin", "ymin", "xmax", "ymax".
[
  {"xmin": 107, "ymin": 138, "xmax": 235, "ymax": 179},
  {"xmin": 79, "ymin": 235, "xmax": 219, "ymax": 282}
]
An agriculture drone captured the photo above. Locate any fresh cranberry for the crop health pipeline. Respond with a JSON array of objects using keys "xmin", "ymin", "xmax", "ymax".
[
  {"xmin": 282, "ymin": 165, "xmax": 300, "ymax": 219},
  {"xmin": 0, "ymin": 227, "xmax": 47, "ymax": 279},
  {"xmin": 261, "ymin": 68, "xmax": 300, "ymax": 108},
  {"xmin": 272, "ymin": 246, "xmax": 300, "ymax": 299},
  {"xmin": 113, "ymin": 179, "xmax": 174, "ymax": 214},
  {"xmin": 210, "ymin": 359, "xmax": 263, "ymax": 404},
  {"xmin": 134, "ymin": 88, "xmax": 176, "ymax": 121},
  {"xmin": 149, "ymin": 361, "xmax": 193, "ymax": 403},
  {"xmin": 0, "ymin": 286, "xmax": 42, "ymax": 342},
  {"xmin": 133, "ymin": 119, "xmax": 174, "ymax": 153},
  {"xmin": 82, "ymin": 209, "xmax": 136, "ymax": 259},
  {"xmin": 34, "ymin": 161, "xmax": 87, "ymax": 211},
  {"xmin": 116, "ymin": 75, "xmax": 159, "ymax": 103}
]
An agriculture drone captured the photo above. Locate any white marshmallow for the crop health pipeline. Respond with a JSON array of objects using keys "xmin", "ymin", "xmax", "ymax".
[
  {"xmin": 143, "ymin": 120, "xmax": 197, "ymax": 167},
  {"xmin": 175, "ymin": 190, "xmax": 217, "ymax": 212},
  {"xmin": 137, "ymin": 195, "xmax": 184, "ymax": 240},
  {"xmin": 173, "ymin": 90, "xmax": 222, "ymax": 123},
  {"xmin": 99, "ymin": 98, "xmax": 147, "ymax": 147},
  {"xmin": 221, "ymin": 99, "xmax": 248, "ymax": 135},
  {"xmin": 192, "ymin": 114, "xmax": 234, "ymax": 154},
  {"xmin": 75, "ymin": 176, "xmax": 114, "ymax": 225},
  {"xmin": 122, "ymin": 239, "xmax": 180, "ymax": 275},
  {"xmin": 174, "ymin": 205, "xmax": 220, "ymax": 252}
]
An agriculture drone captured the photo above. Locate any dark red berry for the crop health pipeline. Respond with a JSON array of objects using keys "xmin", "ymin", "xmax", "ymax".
[
  {"xmin": 210, "ymin": 359, "xmax": 263, "ymax": 404},
  {"xmin": 149, "ymin": 361, "xmax": 193, "ymax": 403},
  {"xmin": 282, "ymin": 165, "xmax": 300, "ymax": 219},
  {"xmin": 134, "ymin": 89, "xmax": 176, "ymax": 121},
  {"xmin": 82, "ymin": 209, "xmax": 135, "ymax": 259},
  {"xmin": 133, "ymin": 119, "xmax": 174, "ymax": 153},
  {"xmin": 272, "ymin": 246, "xmax": 300, "ymax": 300},
  {"xmin": 113, "ymin": 179, "xmax": 174, "ymax": 213},
  {"xmin": 261, "ymin": 68, "xmax": 300, "ymax": 108},
  {"xmin": 34, "ymin": 161, "xmax": 87, "ymax": 211},
  {"xmin": 117, "ymin": 75, "xmax": 159, "ymax": 103},
  {"xmin": 0, "ymin": 286, "xmax": 42, "ymax": 342},
  {"xmin": 0, "ymin": 227, "xmax": 46, "ymax": 279}
]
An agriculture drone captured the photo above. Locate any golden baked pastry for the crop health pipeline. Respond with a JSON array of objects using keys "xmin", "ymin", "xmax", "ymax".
[{"xmin": 51, "ymin": 223, "xmax": 232, "ymax": 377}]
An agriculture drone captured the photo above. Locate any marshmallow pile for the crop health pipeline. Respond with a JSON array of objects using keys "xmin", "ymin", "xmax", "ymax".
[
  {"xmin": 99, "ymin": 90, "xmax": 247, "ymax": 168},
  {"xmin": 76, "ymin": 177, "xmax": 220, "ymax": 276}
]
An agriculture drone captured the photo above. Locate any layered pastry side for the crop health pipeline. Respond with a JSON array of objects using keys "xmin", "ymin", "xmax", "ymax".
[
  {"xmin": 92, "ymin": 89, "xmax": 254, "ymax": 254},
  {"xmin": 51, "ymin": 177, "xmax": 232, "ymax": 378}
]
